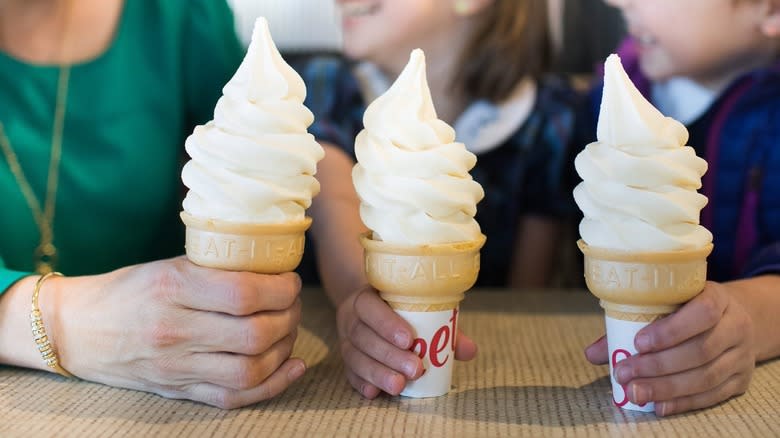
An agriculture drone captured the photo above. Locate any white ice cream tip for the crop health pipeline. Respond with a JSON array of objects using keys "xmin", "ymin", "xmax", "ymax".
[
  {"xmin": 598, "ymin": 54, "xmax": 688, "ymax": 149},
  {"xmin": 235, "ymin": 17, "xmax": 307, "ymax": 103}
]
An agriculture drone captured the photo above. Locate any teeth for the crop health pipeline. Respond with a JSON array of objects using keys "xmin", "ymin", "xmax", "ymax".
[
  {"xmin": 341, "ymin": 2, "xmax": 378, "ymax": 17},
  {"xmin": 637, "ymin": 34, "xmax": 656, "ymax": 45}
]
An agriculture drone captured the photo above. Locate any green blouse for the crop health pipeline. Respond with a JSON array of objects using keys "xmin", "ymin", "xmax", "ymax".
[{"xmin": 0, "ymin": 0, "xmax": 243, "ymax": 292}]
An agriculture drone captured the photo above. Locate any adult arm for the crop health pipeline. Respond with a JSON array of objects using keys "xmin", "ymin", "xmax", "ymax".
[{"xmin": 0, "ymin": 258, "xmax": 306, "ymax": 409}]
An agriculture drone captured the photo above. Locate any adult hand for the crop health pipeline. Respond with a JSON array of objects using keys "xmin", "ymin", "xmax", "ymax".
[
  {"xmin": 585, "ymin": 281, "xmax": 756, "ymax": 416},
  {"xmin": 336, "ymin": 285, "xmax": 478, "ymax": 398},
  {"xmin": 53, "ymin": 256, "xmax": 305, "ymax": 409}
]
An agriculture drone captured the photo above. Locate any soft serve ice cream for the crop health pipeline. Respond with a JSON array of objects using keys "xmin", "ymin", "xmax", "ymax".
[
  {"xmin": 573, "ymin": 54, "xmax": 712, "ymax": 251},
  {"xmin": 352, "ymin": 49, "xmax": 484, "ymax": 245},
  {"xmin": 182, "ymin": 17, "xmax": 324, "ymax": 224}
]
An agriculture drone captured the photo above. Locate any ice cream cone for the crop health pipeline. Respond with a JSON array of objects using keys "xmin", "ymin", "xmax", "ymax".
[
  {"xmin": 181, "ymin": 211, "xmax": 311, "ymax": 274},
  {"xmin": 360, "ymin": 232, "xmax": 485, "ymax": 310},
  {"xmin": 360, "ymin": 232, "xmax": 485, "ymax": 398},
  {"xmin": 577, "ymin": 239, "xmax": 713, "ymax": 312},
  {"xmin": 578, "ymin": 239, "xmax": 713, "ymax": 411}
]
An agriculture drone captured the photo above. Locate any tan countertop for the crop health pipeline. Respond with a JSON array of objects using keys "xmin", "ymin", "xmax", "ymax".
[{"xmin": 2, "ymin": 289, "xmax": 778, "ymax": 437}]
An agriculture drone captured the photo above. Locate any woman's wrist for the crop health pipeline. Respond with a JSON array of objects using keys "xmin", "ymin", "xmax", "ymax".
[{"xmin": 0, "ymin": 275, "xmax": 53, "ymax": 370}]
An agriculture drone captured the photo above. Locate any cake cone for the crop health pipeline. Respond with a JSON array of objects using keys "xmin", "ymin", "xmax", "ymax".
[
  {"xmin": 360, "ymin": 232, "xmax": 485, "ymax": 311},
  {"xmin": 578, "ymin": 239, "xmax": 713, "ymax": 411},
  {"xmin": 181, "ymin": 211, "xmax": 311, "ymax": 274},
  {"xmin": 360, "ymin": 232, "xmax": 485, "ymax": 398},
  {"xmin": 577, "ymin": 239, "xmax": 713, "ymax": 312}
]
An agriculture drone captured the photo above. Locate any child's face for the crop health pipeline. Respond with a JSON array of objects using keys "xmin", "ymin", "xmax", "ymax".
[
  {"xmin": 337, "ymin": 0, "xmax": 465, "ymax": 71},
  {"xmin": 606, "ymin": 0, "xmax": 776, "ymax": 87}
]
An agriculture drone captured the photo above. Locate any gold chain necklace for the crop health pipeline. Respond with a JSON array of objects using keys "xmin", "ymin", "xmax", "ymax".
[
  {"xmin": 0, "ymin": 66, "xmax": 70, "ymax": 274},
  {"xmin": 0, "ymin": 2, "xmax": 72, "ymax": 274}
]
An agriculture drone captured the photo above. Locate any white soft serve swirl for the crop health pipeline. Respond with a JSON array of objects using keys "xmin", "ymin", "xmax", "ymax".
[
  {"xmin": 573, "ymin": 54, "xmax": 712, "ymax": 251},
  {"xmin": 182, "ymin": 17, "xmax": 324, "ymax": 223},
  {"xmin": 352, "ymin": 49, "xmax": 484, "ymax": 245}
]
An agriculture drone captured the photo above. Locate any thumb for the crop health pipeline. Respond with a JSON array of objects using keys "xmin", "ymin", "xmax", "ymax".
[
  {"xmin": 584, "ymin": 334, "xmax": 608, "ymax": 365},
  {"xmin": 454, "ymin": 330, "xmax": 478, "ymax": 361}
]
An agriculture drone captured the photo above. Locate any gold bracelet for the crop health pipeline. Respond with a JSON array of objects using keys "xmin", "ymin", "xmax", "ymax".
[{"xmin": 30, "ymin": 272, "xmax": 74, "ymax": 378}]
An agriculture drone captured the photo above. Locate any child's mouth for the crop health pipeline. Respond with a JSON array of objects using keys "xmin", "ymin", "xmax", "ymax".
[
  {"xmin": 631, "ymin": 30, "xmax": 658, "ymax": 47},
  {"xmin": 637, "ymin": 34, "xmax": 657, "ymax": 45},
  {"xmin": 341, "ymin": 2, "xmax": 381, "ymax": 18}
]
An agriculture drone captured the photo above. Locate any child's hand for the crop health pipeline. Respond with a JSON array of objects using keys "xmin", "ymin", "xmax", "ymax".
[
  {"xmin": 585, "ymin": 281, "xmax": 756, "ymax": 416},
  {"xmin": 336, "ymin": 285, "xmax": 477, "ymax": 398}
]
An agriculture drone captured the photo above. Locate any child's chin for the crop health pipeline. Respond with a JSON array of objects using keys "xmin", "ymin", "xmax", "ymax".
[{"xmin": 341, "ymin": 40, "xmax": 371, "ymax": 62}]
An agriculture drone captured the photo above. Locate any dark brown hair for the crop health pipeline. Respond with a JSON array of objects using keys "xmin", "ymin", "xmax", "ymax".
[{"xmin": 454, "ymin": 0, "xmax": 551, "ymax": 102}]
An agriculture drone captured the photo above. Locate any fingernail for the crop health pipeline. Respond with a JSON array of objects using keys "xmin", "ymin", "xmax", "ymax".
[
  {"xmin": 393, "ymin": 331, "xmax": 410, "ymax": 349},
  {"xmin": 614, "ymin": 364, "xmax": 632, "ymax": 383},
  {"xmin": 386, "ymin": 373, "xmax": 405, "ymax": 395},
  {"xmin": 402, "ymin": 361, "xmax": 417, "ymax": 379},
  {"xmin": 657, "ymin": 401, "xmax": 669, "ymax": 416},
  {"xmin": 635, "ymin": 333, "xmax": 652, "ymax": 353},
  {"xmin": 630, "ymin": 383, "xmax": 648, "ymax": 405},
  {"xmin": 288, "ymin": 362, "xmax": 305, "ymax": 380}
]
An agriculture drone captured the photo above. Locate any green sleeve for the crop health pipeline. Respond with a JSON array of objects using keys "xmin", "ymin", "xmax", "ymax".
[
  {"xmin": 182, "ymin": 0, "xmax": 244, "ymax": 129},
  {"xmin": 0, "ymin": 256, "xmax": 30, "ymax": 295}
]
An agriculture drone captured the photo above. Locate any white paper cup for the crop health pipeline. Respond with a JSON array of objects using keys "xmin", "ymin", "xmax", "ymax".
[
  {"xmin": 395, "ymin": 307, "xmax": 459, "ymax": 398},
  {"xmin": 605, "ymin": 314, "xmax": 655, "ymax": 412}
]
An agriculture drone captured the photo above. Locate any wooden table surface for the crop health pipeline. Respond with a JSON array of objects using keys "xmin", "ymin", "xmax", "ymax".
[{"xmin": 2, "ymin": 289, "xmax": 779, "ymax": 437}]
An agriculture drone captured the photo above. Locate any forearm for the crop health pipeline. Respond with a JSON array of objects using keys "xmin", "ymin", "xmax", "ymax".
[
  {"xmin": 311, "ymin": 198, "xmax": 368, "ymax": 307},
  {"xmin": 309, "ymin": 143, "xmax": 368, "ymax": 307},
  {"xmin": 726, "ymin": 274, "xmax": 780, "ymax": 362}
]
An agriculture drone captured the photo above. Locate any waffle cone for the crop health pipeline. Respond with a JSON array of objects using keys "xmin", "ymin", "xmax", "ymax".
[
  {"xmin": 181, "ymin": 211, "xmax": 311, "ymax": 274},
  {"xmin": 577, "ymin": 239, "xmax": 713, "ymax": 317},
  {"xmin": 360, "ymin": 232, "xmax": 486, "ymax": 312}
]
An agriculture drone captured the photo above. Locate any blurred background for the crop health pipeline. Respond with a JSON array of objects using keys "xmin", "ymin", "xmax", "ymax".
[
  {"xmin": 226, "ymin": 0, "xmax": 625, "ymax": 76},
  {"xmin": 227, "ymin": 0, "xmax": 343, "ymax": 53},
  {"xmin": 224, "ymin": 0, "xmax": 627, "ymax": 287}
]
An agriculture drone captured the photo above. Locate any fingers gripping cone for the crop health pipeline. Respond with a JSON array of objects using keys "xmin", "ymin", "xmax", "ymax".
[
  {"xmin": 578, "ymin": 240, "xmax": 713, "ymax": 412},
  {"xmin": 361, "ymin": 233, "xmax": 486, "ymax": 397}
]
